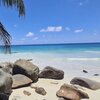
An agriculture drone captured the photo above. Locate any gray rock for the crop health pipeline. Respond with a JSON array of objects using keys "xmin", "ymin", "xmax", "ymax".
[
  {"xmin": 70, "ymin": 77, "xmax": 100, "ymax": 90},
  {"xmin": 0, "ymin": 69, "xmax": 13, "ymax": 99},
  {"xmin": 56, "ymin": 84, "xmax": 89, "ymax": 100},
  {"xmin": 94, "ymin": 74, "xmax": 99, "ymax": 76},
  {"xmin": 13, "ymin": 59, "xmax": 39, "ymax": 82},
  {"xmin": 39, "ymin": 66, "xmax": 64, "ymax": 79},
  {"xmin": 12, "ymin": 74, "xmax": 33, "ymax": 89},
  {"xmin": 30, "ymin": 84, "xmax": 47, "ymax": 95},
  {"xmin": 26, "ymin": 59, "xmax": 32, "ymax": 61},
  {"xmin": 23, "ymin": 90, "xmax": 31, "ymax": 96},
  {"xmin": 35, "ymin": 87, "xmax": 47, "ymax": 95},
  {"xmin": 0, "ymin": 93, "xmax": 9, "ymax": 100},
  {"xmin": 0, "ymin": 62, "xmax": 13, "ymax": 74},
  {"xmin": 83, "ymin": 70, "xmax": 88, "ymax": 73}
]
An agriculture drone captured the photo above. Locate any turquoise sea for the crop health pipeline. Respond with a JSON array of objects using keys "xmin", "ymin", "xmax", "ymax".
[
  {"xmin": 0, "ymin": 43, "xmax": 100, "ymax": 78},
  {"xmin": 5, "ymin": 43, "xmax": 100, "ymax": 58}
]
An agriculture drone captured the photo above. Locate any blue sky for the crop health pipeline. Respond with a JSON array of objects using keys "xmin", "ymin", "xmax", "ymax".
[{"xmin": 0, "ymin": 0, "xmax": 100, "ymax": 44}]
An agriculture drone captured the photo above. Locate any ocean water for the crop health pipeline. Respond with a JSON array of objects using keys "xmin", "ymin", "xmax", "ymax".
[
  {"xmin": 0, "ymin": 43, "xmax": 100, "ymax": 60},
  {"xmin": 0, "ymin": 43, "xmax": 100, "ymax": 78},
  {"xmin": 8, "ymin": 43, "xmax": 100, "ymax": 58}
]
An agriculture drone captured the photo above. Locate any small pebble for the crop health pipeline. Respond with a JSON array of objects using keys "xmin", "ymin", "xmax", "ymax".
[
  {"xmin": 94, "ymin": 74, "xmax": 99, "ymax": 76},
  {"xmin": 23, "ymin": 90, "xmax": 31, "ymax": 96},
  {"xmin": 35, "ymin": 87, "xmax": 47, "ymax": 95},
  {"xmin": 83, "ymin": 70, "xmax": 88, "ymax": 73}
]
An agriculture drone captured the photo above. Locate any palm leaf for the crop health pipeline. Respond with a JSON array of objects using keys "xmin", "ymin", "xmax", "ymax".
[
  {"xmin": 0, "ymin": 0, "xmax": 25, "ymax": 16},
  {"xmin": 0, "ymin": 22, "xmax": 11, "ymax": 53},
  {"xmin": 0, "ymin": 0, "xmax": 25, "ymax": 53}
]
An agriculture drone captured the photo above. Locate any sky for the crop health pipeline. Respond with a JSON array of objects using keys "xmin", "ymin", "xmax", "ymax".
[{"xmin": 0, "ymin": 0, "xmax": 100, "ymax": 45}]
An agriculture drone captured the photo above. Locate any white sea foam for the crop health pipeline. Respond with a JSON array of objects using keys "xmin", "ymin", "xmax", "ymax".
[
  {"xmin": 0, "ymin": 52, "xmax": 100, "ymax": 78},
  {"xmin": 46, "ymin": 58, "xmax": 100, "ymax": 62},
  {"xmin": 0, "ymin": 52, "xmax": 100, "ymax": 62},
  {"xmin": 85, "ymin": 50, "xmax": 100, "ymax": 54},
  {"xmin": 65, "ymin": 58, "xmax": 100, "ymax": 61}
]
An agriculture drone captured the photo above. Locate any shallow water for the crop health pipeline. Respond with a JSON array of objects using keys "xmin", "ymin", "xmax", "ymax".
[{"xmin": 0, "ymin": 43, "xmax": 100, "ymax": 79}]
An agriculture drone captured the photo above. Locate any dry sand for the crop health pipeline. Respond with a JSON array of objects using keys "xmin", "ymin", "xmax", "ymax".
[
  {"xmin": 9, "ymin": 79, "xmax": 66, "ymax": 100},
  {"xmin": 9, "ymin": 77, "xmax": 100, "ymax": 100}
]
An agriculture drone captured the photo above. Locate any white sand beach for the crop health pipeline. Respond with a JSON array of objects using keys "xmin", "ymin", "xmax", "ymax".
[
  {"xmin": 1, "ymin": 0, "xmax": 100, "ymax": 99},
  {"xmin": 0, "ymin": 53, "xmax": 100, "ymax": 100},
  {"xmin": 9, "ymin": 78, "xmax": 100, "ymax": 100}
]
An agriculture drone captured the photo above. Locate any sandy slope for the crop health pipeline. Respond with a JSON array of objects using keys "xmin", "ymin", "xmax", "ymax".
[
  {"xmin": 9, "ymin": 77, "xmax": 100, "ymax": 100},
  {"xmin": 9, "ymin": 79, "xmax": 65, "ymax": 100}
]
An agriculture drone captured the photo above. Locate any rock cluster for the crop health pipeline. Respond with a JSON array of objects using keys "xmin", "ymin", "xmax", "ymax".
[
  {"xmin": 0, "ymin": 59, "xmax": 100, "ymax": 100},
  {"xmin": 0, "ymin": 59, "xmax": 64, "ymax": 99},
  {"xmin": 13, "ymin": 59, "xmax": 39, "ymax": 82}
]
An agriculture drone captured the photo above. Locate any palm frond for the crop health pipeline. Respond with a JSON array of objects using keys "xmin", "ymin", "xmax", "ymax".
[
  {"xmin": 0, "ymin": 0, "xmax": 25, "ymax": 16},
  {"xmin": 0, "ymin": 22, "xmax": 11, "ymax": 53},
  {"xmin": 0, "ymin": 0, "xmax": 25, "ymax": 53}
]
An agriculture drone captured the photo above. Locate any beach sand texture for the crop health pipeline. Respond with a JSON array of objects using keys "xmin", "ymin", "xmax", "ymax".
[{"xmin": 9, "ymin": 77, "xmax": 100, "ymax": 100}]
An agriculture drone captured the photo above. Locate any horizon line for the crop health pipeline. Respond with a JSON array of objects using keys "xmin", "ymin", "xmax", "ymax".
[{"xmin": 10, "ymin": 42, "xmax": 100, "ymax": 46}]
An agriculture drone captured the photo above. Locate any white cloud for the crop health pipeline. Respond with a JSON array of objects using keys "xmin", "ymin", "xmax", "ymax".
[
  {"xmin": 66, "ymin": 27, "xmax": 71, "ymax": 31},
  {"xmin": 40, "ymin": 26, "xmax": 62, "ymax": 32},
  {"xmin": 26, "ymin": 32, "xmax": 34, "ymax": 37},
  {"xmin": 74, "ymin": 29, "xmax": 84, "ymax": 33}
]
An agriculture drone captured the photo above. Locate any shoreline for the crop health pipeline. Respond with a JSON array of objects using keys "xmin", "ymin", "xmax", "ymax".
[
  {"xmin": 0, "ymin": 52, "xmax": 100, "ymax": 100},
  {"xmin": 0, "ymin": 52, "xmax": 100, "ymax": 78}
]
